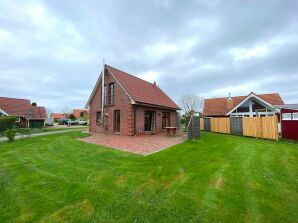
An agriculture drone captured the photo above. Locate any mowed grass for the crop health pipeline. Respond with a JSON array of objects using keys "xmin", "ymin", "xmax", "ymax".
[{"xmin": 0, "ymin": 131, "xmax": 297, "ymax": 223}]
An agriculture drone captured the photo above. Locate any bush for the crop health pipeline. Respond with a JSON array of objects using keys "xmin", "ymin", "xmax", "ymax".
[
  {"xmin": 0, "ymin": 116, "xmax": 16, "ymax": 132},
  {"xmin": 69, "ymin": 114, "xmax": 76, "ymax": 120},
  {"xmin": 4, "ymin": 128, "xmax": 17, "ymax": 142}
]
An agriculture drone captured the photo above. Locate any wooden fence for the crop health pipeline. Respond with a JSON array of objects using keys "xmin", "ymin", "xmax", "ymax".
[
  {"xmin": 200, "ymin": 118, "xmax": 204, "ymax": 130},
  {"xmin": 243, "ymin": 116, "xmax": 278, "ymax": 140},
  {"xmin": 210, "ymin": 118, "xmax": 230, "ymax": 134},
  {"xmin": 201, "ymin": 116, "xmax": 278, "ymax": 141}
]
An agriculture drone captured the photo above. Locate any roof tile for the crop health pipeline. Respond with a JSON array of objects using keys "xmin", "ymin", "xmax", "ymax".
[{"xmin": 106, "ymin": 65, "xmax": 180, "ymax": 109}]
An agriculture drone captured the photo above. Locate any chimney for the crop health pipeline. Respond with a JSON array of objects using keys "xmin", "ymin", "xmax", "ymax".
[
  {"xmin": 227, "ymin": 93, "xmax": 231, "ymax": 100},
  {"xmin": 153, "ymin": 81, "xmax": 156, "ymax": 87}
]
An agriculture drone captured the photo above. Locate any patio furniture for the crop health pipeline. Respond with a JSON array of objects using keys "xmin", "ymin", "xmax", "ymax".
[{"xmin": 165, "ymin": 127, "xmax": 177, "ymax": 136}]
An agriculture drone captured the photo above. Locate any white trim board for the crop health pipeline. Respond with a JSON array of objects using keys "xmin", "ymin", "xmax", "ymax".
[
  {"xmin": 226, "ymin": 92, "xmax": 276, "ymax": 116},
  {"xmin": 0, "ymin": 109, "xmax": 8, "ymax": 116}
]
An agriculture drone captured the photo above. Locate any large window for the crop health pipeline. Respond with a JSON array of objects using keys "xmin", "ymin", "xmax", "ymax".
[
  {"xmin": 144, "ymin": 111, "xmax": 155, "ymax": 131},
  {"xmin": 96, "ymin": 112, "xmax": 102, "ymax": 124},
  {"xmin": 162, "ymin": 112, "xmax": 170, "ymax": 129},
  {"xmin": 292, "ymin": 113, "xmax": 298, "ymax": 120}
]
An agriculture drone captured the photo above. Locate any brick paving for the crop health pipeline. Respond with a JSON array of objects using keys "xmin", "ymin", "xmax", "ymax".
[{"xmin": 79, "ymin": 131, "xmax": 186, "ymax": 155}]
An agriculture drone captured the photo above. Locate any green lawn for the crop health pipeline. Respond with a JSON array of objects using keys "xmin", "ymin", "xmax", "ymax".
[{"xmin": 0, "ymin": 131, "xmax": 297, "ymax": 222}]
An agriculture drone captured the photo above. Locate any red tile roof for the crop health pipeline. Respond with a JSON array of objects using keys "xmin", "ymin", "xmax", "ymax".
[
  {"xmin": 0, "ymin": 97, "xmax": 47, "ymax": 119},
  {"xmin": 106, "ymin": 65, "xmax": 180, "ymax": 109},
  {"xmin": 73, "ymin": 109, "xmax": 89, "ymax": 118},
  {"xmin": 50, "ymin": 113, "xmax": 66, "ymax": 119},
  {"xmin": 203, "ymin": 93, "xmax": 284, "ymax": 116}
]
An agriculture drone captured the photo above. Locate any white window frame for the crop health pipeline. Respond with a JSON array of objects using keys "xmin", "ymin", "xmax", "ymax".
[
  {"xmin": 282, "ymin": 113, "xmax": 292, "ymax": 120},
  {"xmin": 15, "ymin": 116, "xmax": 21, "ymax": 122},
  {"xmin": 292, "ymin": 113, "xmax": 298, "ymax": 120}
]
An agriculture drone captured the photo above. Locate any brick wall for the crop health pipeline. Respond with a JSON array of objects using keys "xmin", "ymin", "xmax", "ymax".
[
  {"xmin": 134, "ymin": 105, "xmax": 177, "ymax": 135},
  {"xmin": 89, "ymin": 69, "xmax": 134, "ymax": 136},
  {"xmin": 89, "ymin": 69, "xmax": 178, "ymax": 136}
]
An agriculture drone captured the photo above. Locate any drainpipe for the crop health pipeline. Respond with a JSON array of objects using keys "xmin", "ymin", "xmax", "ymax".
[{"xmin": 101, "ymin": 59, "xmax": 105, "ymax": 125}]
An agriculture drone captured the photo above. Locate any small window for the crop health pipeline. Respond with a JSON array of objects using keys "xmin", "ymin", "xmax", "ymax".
[
  {"xmin": 293, "ymin": 113, "xmax": 298, "ymax": 120},
  {"xmin": 109, "ymin": 83, "xmax": 115, "ymax": 104},
  {"xmin": 96, "ymin": 112, "xmax": 102, "ymax": 124},
  {"xmin": 103, "ymin": 85, "xmax": 107, "ymax": 105},
  {"xmin": 15, "ymin": 116, "xmax": 21, "ymax": 122},
  {"xmin": 282, "ymin": 113, "xmax": 291, "ymax": 120}
]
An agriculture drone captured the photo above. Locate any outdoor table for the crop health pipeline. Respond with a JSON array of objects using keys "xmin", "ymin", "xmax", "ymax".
[{"xmin": 165, "ymin": 127, "xmax": 177, "ymax": 136}]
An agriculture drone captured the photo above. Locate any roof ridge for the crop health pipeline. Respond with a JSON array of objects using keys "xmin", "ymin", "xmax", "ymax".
[
  {"xmin": 205, "ymin": 92, "xmax": 280, "ymax": 100},
  {"xmin": 0, "ymin": 96, "xmax": 31, "ymax": 101}
]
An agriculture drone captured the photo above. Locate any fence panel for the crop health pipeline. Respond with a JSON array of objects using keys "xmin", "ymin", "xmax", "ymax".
[
  {"xmin": 243, "ymin": 116, "xmax": 278, "ymax": 140},
  {"xmin": 187, "ymin": 116, "xmax": 200, "ymax": 140},
  {"xmin": 200, "ymin": 118, "xmax": 204, "ymax": 130},
  {"xmin": 230, "ymin": 117, "xmax": 243, "ymax": 135},
  {"xmin": 204, "ymin": 118, "xmax": 211, "ymax": 132},
  {"xmin": 210, "ymin": 117, "xmax": 230, "ymax": 134}
]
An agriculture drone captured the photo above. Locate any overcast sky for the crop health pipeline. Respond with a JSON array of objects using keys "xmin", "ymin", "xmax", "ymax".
[{"xmin": 0, "ymin": 0, "xmax": 297, "ymax": 112}]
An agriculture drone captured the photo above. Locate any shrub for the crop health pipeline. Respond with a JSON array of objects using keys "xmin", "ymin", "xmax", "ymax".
[
  {"xmin": 0, "ymin": 116, "xmax": 16, "ymax": 132},
  {"xmin": 4, "ymin": 128, "xmax": 17, "ymax": 142},
  {"xmin": 69, "ymin": 114, "xmax": 76, "ymax": 120}
]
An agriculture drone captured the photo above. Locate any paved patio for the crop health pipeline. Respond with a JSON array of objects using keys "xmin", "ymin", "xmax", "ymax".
[{"xmin": 79, "ymin": 131, "xmax": 186, "ymax": 155}]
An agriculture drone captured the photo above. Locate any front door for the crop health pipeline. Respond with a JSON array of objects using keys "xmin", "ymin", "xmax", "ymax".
[{"xmin": 114, "ymin": 110, "xmax": 120, "ymax": 133}]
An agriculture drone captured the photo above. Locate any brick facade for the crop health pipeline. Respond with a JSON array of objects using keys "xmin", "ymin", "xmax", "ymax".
[{"xmin": 89, "ymin": 69, "xmax": 178, "ymax": 136}]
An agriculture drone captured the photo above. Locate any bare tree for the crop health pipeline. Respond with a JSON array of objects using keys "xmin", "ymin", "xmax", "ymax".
[
  {"xmin": 62, "ymin": 106, "xmax": 71, "ymax": 118},
  {"xmin": 45, "ymin": 107, "xmax": 52, "ymax": 118},
  {"xmin": 179, "ymin": 93, "xmax": 204, "ymax": 115}
]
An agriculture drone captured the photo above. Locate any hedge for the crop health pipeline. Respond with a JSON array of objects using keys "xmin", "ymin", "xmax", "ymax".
[{"xmin": 0, "ymin": 116, "xmax": 16, "ymax": 132}]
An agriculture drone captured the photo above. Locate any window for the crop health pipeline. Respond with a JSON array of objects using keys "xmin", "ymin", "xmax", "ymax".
[
  {"xmin": 293, "ymin": 113, "xmax": 298, "ymax": 120},
  {"xmin": 109, "ymin": 83, "xmax": 114, "ymax": 104},
  {"xmin": 144, "ymin": 111, "xmax": 155, "ymax": 131},
  {"xmin": 103, "ymin": 85, "xmax": 107, "ymax": 105},
  {"xmin": 15, "ymin": 116, "xmax": 20, "ymax": 122},
  {"xmin": 282, "ymin": 113, "xmax": 291, "ymax": 120},
  {"xmin": 162, "ymin": 112, "xmax": 170, "ymax": 129},
  {"xmin": 96, "ymin": 112, "xmax": 102, "ymax": 124}
]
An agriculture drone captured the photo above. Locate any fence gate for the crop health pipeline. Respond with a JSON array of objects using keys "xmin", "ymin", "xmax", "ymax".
[
  {"xmin": 230, "ymin": 117, "xmax": 243, "ymax": 135},
  {"xmin": 204, "ymin": 118, "xmax": 211, "ymax": 132}
]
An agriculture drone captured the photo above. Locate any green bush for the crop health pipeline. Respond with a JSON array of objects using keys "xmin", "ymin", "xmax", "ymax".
[
  {"xmin": 0, "ymin": 116, "xmax": 16, "ymax": 132},
  {"xmin": 4, "ymin": 128, "xmax": 17, "ymax": 142}
]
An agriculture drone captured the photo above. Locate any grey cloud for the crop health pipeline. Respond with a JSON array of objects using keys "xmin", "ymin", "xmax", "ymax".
[{"xmin": 0, "ymin": 0, "xmax": 297, "ymax": 112}]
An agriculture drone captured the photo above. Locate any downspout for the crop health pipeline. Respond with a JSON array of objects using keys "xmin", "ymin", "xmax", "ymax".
[{"xmin": 101, "ymin": 59, "xmax": 105, "ymax": 125}]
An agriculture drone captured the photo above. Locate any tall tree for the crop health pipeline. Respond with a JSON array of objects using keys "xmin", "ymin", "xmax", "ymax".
[{"xmin": 179, "ymin": 93, "xmax": 204, "ymax": 116}]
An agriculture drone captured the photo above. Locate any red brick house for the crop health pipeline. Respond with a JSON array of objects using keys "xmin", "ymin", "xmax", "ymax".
[
  {"xmin": 203, "ymin": 92, "xmax": 285, "ymax": 117},
  {"xmin": 86, "ymin": 64, "xmax": 180, "ymax": 136},
  {"xmin": 0, "ymin": 97, "xmax": 47, "ymax": 128}
]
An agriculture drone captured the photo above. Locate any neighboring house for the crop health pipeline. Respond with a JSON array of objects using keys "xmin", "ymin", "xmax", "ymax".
[
  {"xmin": 203, "ymin": 92, "xmax": 285, "ymax": 118},
  {"xmin": 280, "ymin": 104, "xmax": 298, "ymax": 141},
  {"xmin": 73, "ymin": 109, "xmax": 89, "ymax": 119},
  {"xmin": 86, "ymin": 64, "xmax": 180, "ymax": 136},
  {"xmin": 50, "ymin": 113, "xmax": 67, "ymax": 121},
  {"xmin": 0, "ymin": 97, "xmax": 47, "ymax": 128}
]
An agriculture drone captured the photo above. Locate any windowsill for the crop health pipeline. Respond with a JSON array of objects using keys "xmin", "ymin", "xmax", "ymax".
[{"xmin": 96, "ymin": 122, "xmax": 102, "ymax": 125}]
